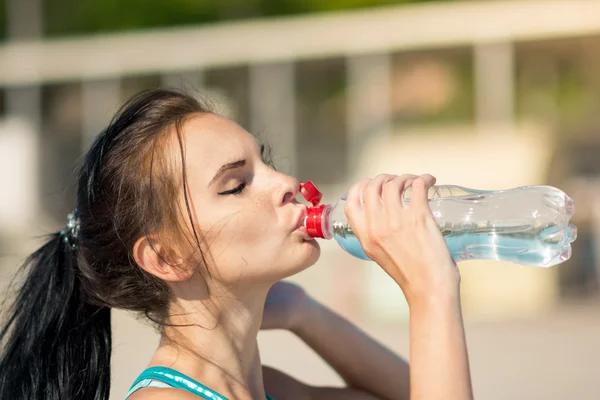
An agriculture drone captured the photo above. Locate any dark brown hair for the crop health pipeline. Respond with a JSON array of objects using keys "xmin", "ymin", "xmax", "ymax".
[{"xmin": 0, "ymin": 89, "xmax": 209, "ymax": 400}]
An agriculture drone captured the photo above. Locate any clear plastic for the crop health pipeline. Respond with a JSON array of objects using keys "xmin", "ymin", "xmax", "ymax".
[{"xmin": 318, "ymin": 185, "xmax": 577, "ymax": 267}]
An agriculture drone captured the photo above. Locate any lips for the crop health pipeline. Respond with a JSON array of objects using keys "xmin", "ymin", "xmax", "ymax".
[{"xmin": 294, "ymin": 206, "xmax": 308, "ymax": 231}]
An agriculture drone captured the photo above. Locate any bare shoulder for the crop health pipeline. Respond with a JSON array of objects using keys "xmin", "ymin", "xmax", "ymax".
[{"xmin": 127, "ymin": 387, "xmax": 202, "ymax": 400}]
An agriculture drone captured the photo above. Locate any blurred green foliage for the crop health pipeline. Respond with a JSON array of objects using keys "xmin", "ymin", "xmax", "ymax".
[
  {"xmin": 41, "ymin": 0, "xmax": 444, "ymax": 37},
  {"xmin": 2, "ymin": 0, "xmax": 596, "ymax": 132}
]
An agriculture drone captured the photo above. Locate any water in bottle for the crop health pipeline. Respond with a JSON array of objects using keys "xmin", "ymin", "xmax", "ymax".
[{"xmin": 300, "ymin": 181, "xmax": 577, "ymax": 267}]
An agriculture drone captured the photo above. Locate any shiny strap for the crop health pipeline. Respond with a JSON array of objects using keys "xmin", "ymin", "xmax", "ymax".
[{"xmin": 126, "ymin": 366, "xmax": 274, "ymax": 400}]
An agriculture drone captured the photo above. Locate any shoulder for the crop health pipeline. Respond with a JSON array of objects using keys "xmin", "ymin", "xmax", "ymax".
[{"xmin": 127, "ymin": 387, "xmax": 201, "ymax": 400}]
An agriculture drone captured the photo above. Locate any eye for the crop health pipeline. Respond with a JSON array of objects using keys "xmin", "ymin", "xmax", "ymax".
[{"xmin": 218, "ymin": 182, "xmax": 246, "ymax": 196}]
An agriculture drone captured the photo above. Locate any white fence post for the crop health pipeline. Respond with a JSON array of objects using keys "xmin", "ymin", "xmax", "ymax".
[
  {"xmin": 474, "ymin": 41, "xmax": 515, "ymax": 133},
  {"xmin": 81, "ymin": 80, "xmax": 122, "ymax": 151},
  {"xmin": 249, "ymin": 62, "xmax": 297, "ymax": 175}
]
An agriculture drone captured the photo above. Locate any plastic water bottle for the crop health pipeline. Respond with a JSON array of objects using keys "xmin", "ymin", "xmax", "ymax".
[{"xmin": 300, "ymin": 181, "xmax": 577, "ymax": 267}]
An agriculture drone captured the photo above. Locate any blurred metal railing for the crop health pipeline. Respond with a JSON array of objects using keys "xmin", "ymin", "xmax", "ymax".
[
  {"xmin": 1, "ymin": 0, "xmax": 600, "ymax": 85},
  {"xmin": 1, "ymin": 0, "xmax": 599, "ymax": 148}
]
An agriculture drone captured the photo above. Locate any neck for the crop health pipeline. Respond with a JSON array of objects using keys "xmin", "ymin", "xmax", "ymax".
[{"xmin": 158, "ymin": 281, "xmax": 270, "ymax": 399}]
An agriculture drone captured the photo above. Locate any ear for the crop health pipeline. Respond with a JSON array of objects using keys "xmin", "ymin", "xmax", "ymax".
[{"xmin": 133, "ymin": 235, "xmax": 194, "ymax": 282}]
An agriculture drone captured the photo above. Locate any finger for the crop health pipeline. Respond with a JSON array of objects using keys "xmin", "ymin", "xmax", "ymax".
[
  {"xmin": 345, "ymin": 178, "xmax": 371, "ymax": 236},
  {"xmin": 346, "ymin": 178, "xmax": 370, "ymax": 210},
  {"xmin": 382, "ymin": 178, "xmax": 406, "ymax": 219},
  {"xmin": 381, "ymin": 177, "xmax": 402, "ymax": 208},
  {"xmin": 382, "ymin": 174, "xmax": 418, "ymax": 212},
  {"xmin": 364, "ymin": 174, "xmax": 397, "ymax": 215},
  {"xmin": 397, "ymin": 174, "xmax": 420, "ymax": 207},
  {"xmin": 419, "ymin": 173, "xmax": 437, "ymax": 189},
  {"xmin": 410, "ymin": 175, "xmax": 435, "ymax": 212}
]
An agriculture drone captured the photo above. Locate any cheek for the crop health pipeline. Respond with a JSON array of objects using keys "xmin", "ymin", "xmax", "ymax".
[
  {"xmin": 202, "ymin": 193, "xmax": 278, "ymax": 260},
  {"xmin": 239, "ymin": 195, "xmax": 277, "ymax": 250}
]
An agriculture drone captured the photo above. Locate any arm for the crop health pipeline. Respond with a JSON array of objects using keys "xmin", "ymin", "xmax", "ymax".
[
  {"xmin": 290, "ymin": 298, "xmax": 410, "ymax": 400},
  {"xmin": 262, "ymin": 281, "xmax": 409, "ymax": 400},
  {"xmin": 263, "ymin": 174, "xmax": 473, "ymax": 400},
  {"xmin": 263, "ymin": 279, "xmax": 469, "ymax": 400},
  {"xmin": 409, "ymin": 286, "xmax": 472, "ymax": 400},
  {"xmin": 344, "ymin": 174, "xmax": 473, "ymax": 400},
  {"xmin": 263, "ymin": 366, "xmax": 380, "ymax": 400}
]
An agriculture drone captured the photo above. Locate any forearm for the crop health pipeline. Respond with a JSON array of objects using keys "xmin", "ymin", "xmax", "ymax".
[
  {"xmin": 292, "ymin": 299, "xmax": 410, "ymax": 400},
  {"xmin": 409, "ymin": 288, "xmax": 473, "ymax": 400}
]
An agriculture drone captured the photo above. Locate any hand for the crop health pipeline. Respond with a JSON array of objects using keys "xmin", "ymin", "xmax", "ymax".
[
  {"xmin": 261, "ymin": 281, "xmax": 312, "ymax": 331},
  {"xmin": 344, "ymin": 174, "xmax": 459, "ymax": 306}
]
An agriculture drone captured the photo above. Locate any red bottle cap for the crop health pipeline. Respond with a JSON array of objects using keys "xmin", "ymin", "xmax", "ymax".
[
  {"xmin": 299, "ymin": 181, "xmax": 322, "ymax": 206},
  {"xmin": 299, "ymin": 181, "xmax": 332, "ymax": 239},
  {"xmin": 305, "ymin": 204, "xmax": 327, "ymax": 238}
]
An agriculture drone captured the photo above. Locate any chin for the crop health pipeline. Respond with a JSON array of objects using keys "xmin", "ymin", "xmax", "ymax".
[
  {"xmin": 288, "ymin": 240, "xmax": 321, "ymax": 275},
  {"xmin": 251, "ymin": 241, "xmax": 321, "ymax": 283}
]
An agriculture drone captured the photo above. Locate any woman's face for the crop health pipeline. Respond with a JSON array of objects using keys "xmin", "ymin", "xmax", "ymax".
[{"xmin": 176, "ymin": 113, "xmax": 320, "ymax": 285}]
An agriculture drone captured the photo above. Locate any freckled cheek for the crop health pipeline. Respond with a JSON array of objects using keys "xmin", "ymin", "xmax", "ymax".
[
  {"xmin": 252, "ymin": 191, "xmax": 274, "ymax": 212},
  {"xmin": 251, "ymin": 192, "xmax": 280, "ymax": 231},
  {"xmin": 200, "ymin": 209, "xmax": 275, "ymax": 256},
  {"xmin": 234, "ymin": 205, "xmax": 275, "ymax": 243},
  {"xmin": 194, "ymin": 192, "xmax": 281, "ymax": 255}
]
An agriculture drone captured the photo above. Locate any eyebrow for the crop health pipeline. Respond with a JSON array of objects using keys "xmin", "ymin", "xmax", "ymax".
[
  {"xmin": 208, "ymin": 159, "xmax": 246, "ymax": 187},
  {"xmin": 207, "ymin": 143, "xmax": 264, "ymax": 187}
]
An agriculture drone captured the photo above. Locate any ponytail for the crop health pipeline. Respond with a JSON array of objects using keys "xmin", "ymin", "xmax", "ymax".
[{"xmin": 0, "ymin": 232, "xmax": 112, "ymax": 400}]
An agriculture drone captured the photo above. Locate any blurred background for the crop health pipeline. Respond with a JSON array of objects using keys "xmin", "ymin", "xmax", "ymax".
[{"xmin": 1, "ymin": 0, "xmax": 600, "ymax": 398}]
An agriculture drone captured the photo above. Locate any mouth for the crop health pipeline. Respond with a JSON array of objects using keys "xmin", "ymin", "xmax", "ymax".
[
  {"xmin": 295, "ymin": 207, "xmax": 307, "ymax": 230},
  {"xmin": 293, "ymin": 207, "xmax": 313, "ymax": 239}
]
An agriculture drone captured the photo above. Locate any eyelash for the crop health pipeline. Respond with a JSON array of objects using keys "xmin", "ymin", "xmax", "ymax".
[
  {"xmin": 217, "ymin": 145, "xmax": 271, "ymax": 196},
  {"xmin": 218, "ymin": 182, "xmax": 246, "ymax": 196}
]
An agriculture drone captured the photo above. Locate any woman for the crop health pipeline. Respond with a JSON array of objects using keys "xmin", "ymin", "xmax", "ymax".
[{"xmin": 0, "ymin": 89, "xmax": 472, "ymax": 400}]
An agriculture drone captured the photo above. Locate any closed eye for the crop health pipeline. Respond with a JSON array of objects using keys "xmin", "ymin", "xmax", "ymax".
[
  {"xmin": 218, "ymin": 182, "xmax": 246, "ymax": 196},
  {"xmin": 216, "ymin": 144, "xmax": 270, "ymax": 196}
]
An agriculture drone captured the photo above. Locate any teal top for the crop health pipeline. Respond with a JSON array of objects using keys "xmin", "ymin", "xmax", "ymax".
[{"xmin": 126, "ymin": 366, "xmax": 275, "ymax": 400}]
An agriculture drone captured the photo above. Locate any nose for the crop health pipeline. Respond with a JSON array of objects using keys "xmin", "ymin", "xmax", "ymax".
[{"xmin": 273, "ymin": 172, "xmax": 299, "ymax": 206}]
